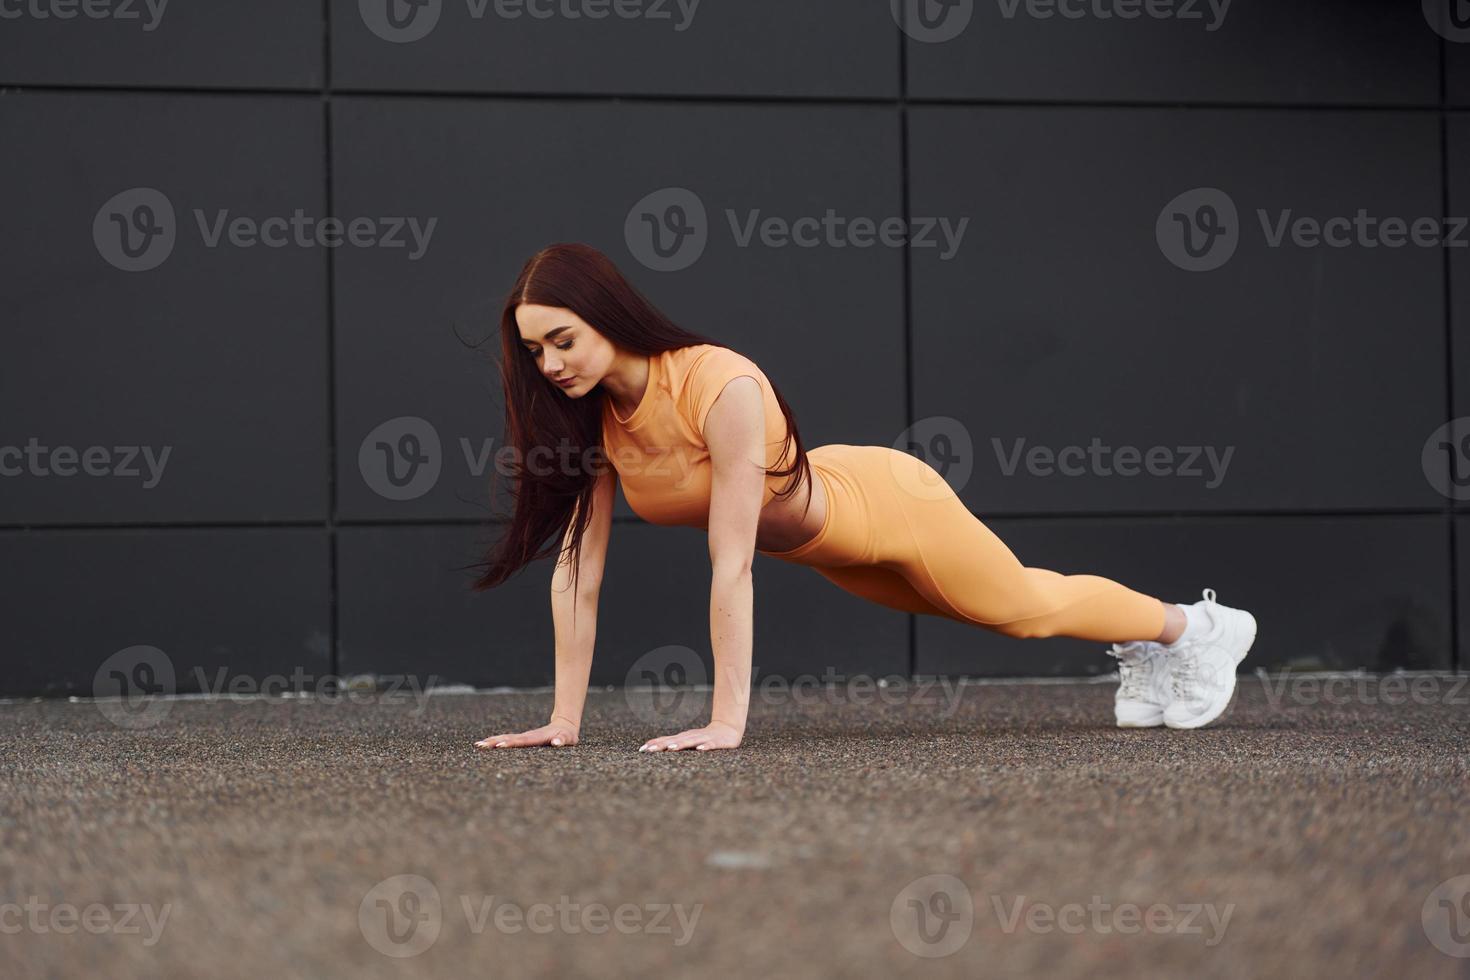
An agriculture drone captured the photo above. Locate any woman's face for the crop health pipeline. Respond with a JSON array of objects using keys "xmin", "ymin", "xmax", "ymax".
[{"xmin": 515, "ymin": 303, "xmax": 615, "ymax": 397}]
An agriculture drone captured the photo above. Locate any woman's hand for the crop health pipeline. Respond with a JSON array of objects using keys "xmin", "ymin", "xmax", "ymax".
[
  {"xmin": 639, "ymin": 720, "xmax": 743, "ymax": 753},
  {"xmin": 475, "ymin": 717, "xmax": 579, "ymax": 750}
]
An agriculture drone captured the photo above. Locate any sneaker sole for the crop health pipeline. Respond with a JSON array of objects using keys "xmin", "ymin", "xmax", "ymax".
[
  {"xmin": 1163, "ymin": 609, "xmax": 1258, "ymax": 730},
  {"xmin": 1116, "ymin": 714, "xmax": 1164, "ymax": 728}
]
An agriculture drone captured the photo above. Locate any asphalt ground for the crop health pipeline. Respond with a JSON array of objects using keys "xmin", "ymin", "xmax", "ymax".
[{"xmin": 2, "ymin": 675, "xmax": 1469, "ymax": 979}]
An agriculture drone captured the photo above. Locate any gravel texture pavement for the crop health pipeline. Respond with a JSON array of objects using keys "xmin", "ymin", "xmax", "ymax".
[{"xmin": 2, "ymin": 675, "xmax": 1468, "ymax": 979}]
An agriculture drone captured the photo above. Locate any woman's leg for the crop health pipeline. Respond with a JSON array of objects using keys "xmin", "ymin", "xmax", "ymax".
[
  {"xmin": 809, "ymin": 563, "xmax": 955, "ymax": 619},
  {"xmin": 875, "ymin": 447, "xmax": 1168, "ymax": 641},
  {"xmin": 790, "ymin": 446, "xmax": 1171, "ymax": 643}
]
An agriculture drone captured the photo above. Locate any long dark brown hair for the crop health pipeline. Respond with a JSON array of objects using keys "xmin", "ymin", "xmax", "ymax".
[{"xmin": 469, "ymin": 242, "xmax": 813, "ymax": 603}]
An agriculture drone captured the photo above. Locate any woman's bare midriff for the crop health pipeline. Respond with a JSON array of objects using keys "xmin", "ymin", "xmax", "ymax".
[{"xmin": 753, "ymin": 464, "xmax": 827, "ymax": 553}]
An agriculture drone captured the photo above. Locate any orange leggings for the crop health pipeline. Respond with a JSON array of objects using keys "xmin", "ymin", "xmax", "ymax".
[{"xmin": 755, "ymin": 444, "xmax": 1168, "ymax": 642}]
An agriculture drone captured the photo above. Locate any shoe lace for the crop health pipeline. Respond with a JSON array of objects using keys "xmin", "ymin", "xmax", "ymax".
[
  {"xmin": 1169, "ymin": 643, "xmax": 1201, "ymax": 702},
  {"xmin": 1118, "ymin": 661, "xmax": 1152, "ymax": 701},
  {"xmin": 1110, "ymin": 643, "xmax": 1157, "ymax": 701}
]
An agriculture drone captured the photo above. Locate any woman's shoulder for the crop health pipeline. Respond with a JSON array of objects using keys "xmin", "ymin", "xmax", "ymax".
[
  {"xmin": 677, "ymin": 344, "xmax": 767, "ymax": 389},
  {"xmin": 673, "ymin": 344, "xmax": 774, "ymax": 434},
  {"xmin": 680, "ymin": 343, "xmax": 762, "ymax": 376}
]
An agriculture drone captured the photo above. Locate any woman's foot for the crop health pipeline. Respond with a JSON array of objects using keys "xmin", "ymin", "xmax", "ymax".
[
  {"xmin": 1107, "ymin": 589, "xmax": 1258, "ymax": 729},
  {"xmin": 1159, "ymin": 588, "xmax": 1258, "ymax": 729},
  {"xmin": 1107, "ymin": 640, "xmax": 1173, "ymax": 727}
]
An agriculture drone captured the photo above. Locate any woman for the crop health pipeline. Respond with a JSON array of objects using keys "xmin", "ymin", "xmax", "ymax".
[{"xmin": 471, "ymin": 243, "xmax": 1258, "ymax": 753}]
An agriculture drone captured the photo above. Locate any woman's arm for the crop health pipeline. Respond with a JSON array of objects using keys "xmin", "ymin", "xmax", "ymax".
[
  {"xmin": 549, "ymin": 462, "xmax": 615, "ymax": 727},
  {"xmin": 476, "ymin": 463, "xmax": 616, "ymax": 749},
  {"xmin": 640, "ymin": 375, "xmax": 766, "ymax": 753}
]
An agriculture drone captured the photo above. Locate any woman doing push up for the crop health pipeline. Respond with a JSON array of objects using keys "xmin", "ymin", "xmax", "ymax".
[{"xmin": 471, "ymin": 243, "xmax": 1258, "ymax": 753}]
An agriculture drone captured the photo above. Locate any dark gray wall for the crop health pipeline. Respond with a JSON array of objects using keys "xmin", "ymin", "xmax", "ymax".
[{"xmin": 1, "ymin": 1, "xmax": 1463, "ymax": 697}]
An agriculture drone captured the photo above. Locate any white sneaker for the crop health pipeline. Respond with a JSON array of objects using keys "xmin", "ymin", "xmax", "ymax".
[
  {"xmin": 1107, "ymin": 640, "xmax": 1173, "ymax": 727},
  {"xmin": 1161, "ymin": 588, "xmax": 1258, "ymax": 730}
]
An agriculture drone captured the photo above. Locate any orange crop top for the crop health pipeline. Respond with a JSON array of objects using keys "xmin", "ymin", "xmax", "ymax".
[{"xmin": 601, "ymin": 344, "xmax": 792, "ymax": 528}]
